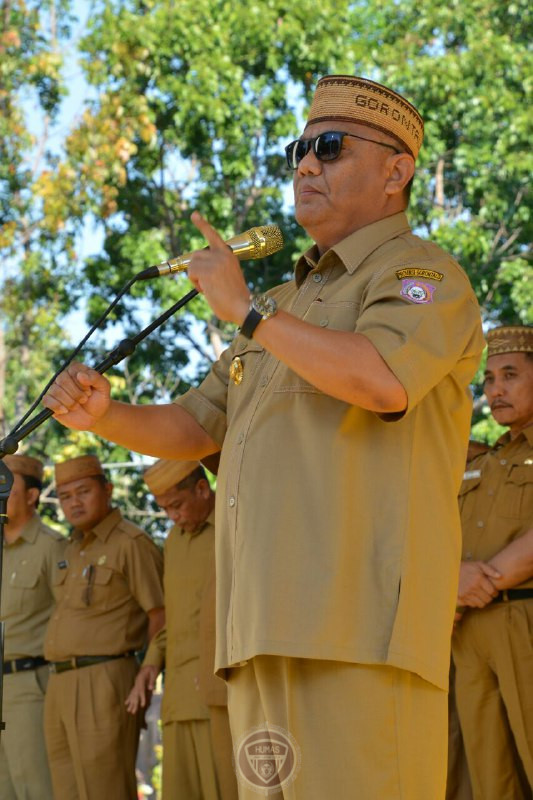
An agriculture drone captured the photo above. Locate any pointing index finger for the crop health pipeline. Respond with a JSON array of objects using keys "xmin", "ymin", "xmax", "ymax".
[{"xmin": 190, "ymin": 211, "xmax": 227, "ymax": 251}]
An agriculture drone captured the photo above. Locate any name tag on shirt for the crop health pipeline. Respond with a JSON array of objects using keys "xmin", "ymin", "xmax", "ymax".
[{"xmin": 463, "ymin": 469, "xmax": 481, "ymax": 480}]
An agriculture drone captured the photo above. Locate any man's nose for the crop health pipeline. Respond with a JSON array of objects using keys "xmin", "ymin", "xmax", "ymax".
[{"xmin": 296, "ymin": 149, "xmax": 322, "ymax": 176}]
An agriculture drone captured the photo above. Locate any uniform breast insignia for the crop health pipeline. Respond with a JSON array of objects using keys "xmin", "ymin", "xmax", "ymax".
[
  {"xmin": 400, "ymin": 279, "xmax": 436, "ymax": 304},
  {"xmin": 230, "ymin": 356, "xmax": 244, "ymax": 385},
  {"xmin": 395, "ymin": 267, "xmax": 444, "ymax": 282},
  {"xmin": 97, "ymin": 555, "xmax": 107, "ymax": 565}
]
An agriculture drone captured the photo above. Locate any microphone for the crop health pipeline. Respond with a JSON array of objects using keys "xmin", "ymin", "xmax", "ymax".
[{"xmin": 137, "ymin": 225, "xmax": 284, "ymax": 280}]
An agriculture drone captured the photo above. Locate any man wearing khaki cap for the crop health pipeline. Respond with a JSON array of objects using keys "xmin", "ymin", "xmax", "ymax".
[
  {"xmin": 452, "ymin": 325, "xmax": 533, "ymax": 799},
  {"xmin": 126, "ymin": 458, "xmax": 237, "ymax": 800},
  {"xmin": 44, "ymin": 74, "xmax": 484, "ymax": 797},
  {"xmin": 43, "ymin": 454, "xmax": 165, "ymax": 800},
  {"xmin": 0, "ymin": 454, "xmax": 66, "ymax": 800}
]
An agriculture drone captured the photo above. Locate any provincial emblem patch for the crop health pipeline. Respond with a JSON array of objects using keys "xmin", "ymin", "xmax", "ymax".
[{"xmin": 400, "ymin": 279, "xmax": 436, "ymax": 304}]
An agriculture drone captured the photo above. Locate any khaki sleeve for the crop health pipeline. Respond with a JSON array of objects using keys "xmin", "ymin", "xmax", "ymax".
[
  {"xmin": 174, "ymin": 341, "xmax": 237, "ymax": 446},
  {"xmin": 356, "ymin": 260, "xmax": 482, "ymax": 413},
  {"xmin": 143, "ymin": 623, "xmax": 166, "ymax": 669},
  {"xmin": 124, "ymin": 534, "xmax": 164, "ymax": 613}
]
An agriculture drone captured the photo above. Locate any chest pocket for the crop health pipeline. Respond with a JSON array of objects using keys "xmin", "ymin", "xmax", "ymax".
[
  {"xmin": 82, "ymin": 564, "xmax": 115, "ymax": 610},
  {"xmin": 302, "ymin": 299, "xmax": 360, "ymax": 332},
  {"xmin": 4, "ymin": 563, "xmax": 40, "ymax": 613},
  {"xmin": 498, "ymin": 465, "xmax": 533, "ymax": 519},
  {"xmin": 458, "ymin": 475, "xmax": 482, "ymax": 522}
]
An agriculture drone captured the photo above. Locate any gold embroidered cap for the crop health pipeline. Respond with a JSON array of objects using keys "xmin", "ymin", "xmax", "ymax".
[
  {"xmin": 55, "ymin": 454, "xmax": 105, "ymax": 487},
  {"xmin": 144, "ymin": 459, "xmax": 200, "ymax": 496},
  {"xmin": 3, "ymin": 454, "xmax": 43, "ymax": 481},
  {"xmin": 306, "ymin": 75, "xmax": 424, "ymax": 159},
  {"xmin": 486, "ymin": 325, "xmax": 533, "ymax": 357}
]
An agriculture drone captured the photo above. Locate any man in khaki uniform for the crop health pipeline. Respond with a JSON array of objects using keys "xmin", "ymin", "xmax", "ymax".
[
  {"xmin": 0, "ymin": 454, "xmax": 66, "ymax": 800},
  {"xmin": 452, "ymin": 325, "xmax": 533, "ymax": 800},
  {"xmin": 126, "ymin": 459, "xmax": 237, "ymax": 800},
  {"xmin": 43, "ymin": 454, "xmax": 165, "ymax": 800},
  {"xmin": 43, "ymin": 75, "xmax": 484, "ymax": 798}
]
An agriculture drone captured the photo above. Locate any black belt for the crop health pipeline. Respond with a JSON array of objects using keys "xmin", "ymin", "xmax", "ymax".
[
  {"xmin": 2, "ymin": 656, "xmax": 48, "ymax": 675},
  {"xmin": 49, "ymin": 652, "xmax": 135, "ymax": 674},
  {"xmin": 493, "ymin": 589, "xmax": 533, "ymax": 603}
]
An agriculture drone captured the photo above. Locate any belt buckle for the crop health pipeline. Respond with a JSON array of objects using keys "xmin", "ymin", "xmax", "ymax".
[
  {"xmin": 49, "ymin": 662, "xmax": 57, "ymax": 674},
  {"xmin": 502, "ymin": 589, "xmax": 510, "ymax": 602}
]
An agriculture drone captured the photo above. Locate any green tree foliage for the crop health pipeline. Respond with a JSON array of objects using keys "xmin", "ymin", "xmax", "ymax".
[{"xmin": 0, "ymin": 0, "xmax": 77, "ymax": 449}]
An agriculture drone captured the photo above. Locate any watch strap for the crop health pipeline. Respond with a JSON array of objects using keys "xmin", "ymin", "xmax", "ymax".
[{"xmin": 240, "ymin": 307, "xmax": 263, "ymax": 339}]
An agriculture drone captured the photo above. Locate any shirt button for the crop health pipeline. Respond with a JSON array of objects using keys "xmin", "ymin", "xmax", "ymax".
[
  {"xmin": 487, "ymin": 489, "xmax": 494, "ymax": 496},
  {"xmin": 260, "ymin": 375, "xmax": 269, "ymax": 386},
  {"xmin": 477, "ymin": 520, "xmax": 484, "ymax": 528},
  {"xmin": 320, "ymin": 318, "xmax": 329, "ymax": 327},
  {"xmin": 500, "ymin": 459, "xmax": 507, "ymax": 465},
  {"xmin": 465, "ymin": 552, "xmax": 473, "ymax": 560},
  {"xmin": 229, "ymin": 496, "xmax": 236, "ymax": 508},
  {"xmin": 312, "ymin": 273, "xmax": 322, "ymax": 283},
  {"xmin": 237, "ymin": 433, "xmax": 244, "ymax": 444}
]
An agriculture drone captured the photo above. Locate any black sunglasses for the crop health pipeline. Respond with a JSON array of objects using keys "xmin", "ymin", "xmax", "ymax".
[{"xmin": 285, "ymin": 130, "xmax": 402, "ymax": 169}]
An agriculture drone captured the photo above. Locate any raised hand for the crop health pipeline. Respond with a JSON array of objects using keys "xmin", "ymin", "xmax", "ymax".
[{"xmin": 188, "ymin": 211, "xmax": 250, "ymax": 325}]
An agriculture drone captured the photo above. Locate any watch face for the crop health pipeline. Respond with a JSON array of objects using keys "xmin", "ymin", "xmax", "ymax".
[{"xmin": 252, "ymin": 294, "xmax": 277, "ymax": 318}]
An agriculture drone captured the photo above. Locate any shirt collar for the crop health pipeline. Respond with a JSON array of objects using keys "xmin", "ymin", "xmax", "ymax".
[
  {"xmin": 9, "ymin": 513, "xmax": 40, "ymax": 545},
  {"xmin": 178, "ymin": 507, "xmax": 216, "ymax": 538},
  {"xmin": 294, "ymin": 211, "xmax": 411, "ymax": 287},
  {"xmin": 495, "ymin": 423, "xmax": 533, "ymax": 448},
  {"xmin": 73, "ymin": 507, "xmax": 122, "ymax": 543}
]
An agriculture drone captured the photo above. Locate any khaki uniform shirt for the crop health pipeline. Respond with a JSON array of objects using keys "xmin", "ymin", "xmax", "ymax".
[
  {"xmin": 459, "ymin": 424, "xmax": 533, "ymax": 587},
  {"xmin": 175, "ymin": 212, "xmax": 484, "ymax": 690},
  {"xmin": 44, "ymin": 508, "xmax": 163, "ymax": 661},
  {"xmin": 1, "ymin": 515, "xmax": 66, "ymax": 660},
  {"xmin": 143, "ymin": 511, "xmax": 215, "ymax": 721}
]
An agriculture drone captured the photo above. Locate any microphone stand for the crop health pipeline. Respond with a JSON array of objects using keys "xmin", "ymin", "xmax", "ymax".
[
  {"xmin": 0, "ymin": 287, "xmax": 198, "ymax": 457},
  {"xmin": 0, "ymin": 285, "xmax": 198, "ymax": 737}
]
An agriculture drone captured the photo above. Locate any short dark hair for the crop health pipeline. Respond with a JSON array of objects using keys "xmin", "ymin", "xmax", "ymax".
[{"xmin": 176, "ymin": 466, "xmax": 208, "ymax": 491}]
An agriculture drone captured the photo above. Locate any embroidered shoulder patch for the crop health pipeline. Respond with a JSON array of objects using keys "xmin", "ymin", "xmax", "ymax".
[
  {"xmin": 400, "ymin": 279, "xmax": 436, "ymax": 304},
  {"xmin": 396, "ymin": 268, "xmax": 444, "ymax": 282}
]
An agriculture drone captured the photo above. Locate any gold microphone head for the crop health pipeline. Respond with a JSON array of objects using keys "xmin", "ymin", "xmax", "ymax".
[{"xmin": 246, "ymin": 225, "xmax": 284, "ymax": 258}]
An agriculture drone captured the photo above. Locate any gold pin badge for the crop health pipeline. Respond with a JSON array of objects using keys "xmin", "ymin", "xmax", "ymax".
[
  {"xmin": 229, "ymin": 356, "xmax": 244, "ymax": 385},
  {"xmin": 97, "ymin": 555, "xmax": 107, "ymax": 566}
]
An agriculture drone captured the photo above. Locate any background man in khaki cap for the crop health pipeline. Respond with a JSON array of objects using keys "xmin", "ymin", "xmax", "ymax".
[
  {"xmin": 126, "ymin": 458, "xmax": 237, "ymax": 800},
  {"xmin": 43, "ymin": 454, "xmax": 165, "ymax": 800},
  {"xmin": 0, "ymin": 453, "xmax": 66, "ymax": 800},
  {"xmin": 452, "ymin": 325, "xmax": 533, "ymax": 799},
  {"xmin": 43, "ymin": 74, "xmax": 484, "ymax": 797}
]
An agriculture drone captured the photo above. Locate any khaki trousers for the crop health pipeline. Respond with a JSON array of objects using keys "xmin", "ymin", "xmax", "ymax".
[
  {"xmin": 0, "ymin": 665, "xmax": 54, "ymax": 800},
  {"xmin": 44, "ymin": 657, "xmax": 140, "ymax": 800},
  {"xmin": 452, "ymin": 601, "xmax": 533, "ymax": 800},
  {"xmin": 162, "ymin": 718, "xmax": 220, "ymax": 800},
  {"xmin": 227, "ymin": 655, "xmax": 448, "ymax": 800},
  {"xmin": 446, "ymin": 660, "xmax": 473, "ymax": 800},
  {"xmin": 209, "ymin": 705, "xmax": 239, "ymax": 800}
]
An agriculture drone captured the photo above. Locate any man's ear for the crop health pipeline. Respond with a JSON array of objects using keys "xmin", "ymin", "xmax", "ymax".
[
  {"xmin": 26, "ymin": 487, "xmax": 40, "ymax": 510},
  {"xmin": 195, "ymin": 478, "xmax": 211, "ymax": 499},
  {"xmin": 384, "ymin": 153, "xmax": 415, "ymax": 197}
]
